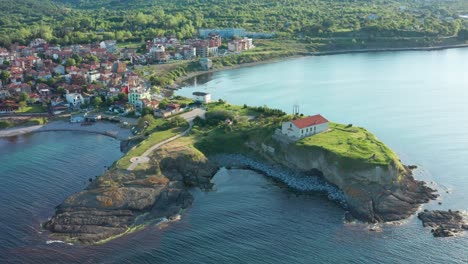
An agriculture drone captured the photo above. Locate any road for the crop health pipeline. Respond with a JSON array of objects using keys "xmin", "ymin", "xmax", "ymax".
[{"xmin": 127, "ymin": 108, "xmax": 206, "ymax": 171}]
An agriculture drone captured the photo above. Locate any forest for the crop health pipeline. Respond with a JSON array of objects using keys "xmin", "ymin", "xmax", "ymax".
[{"xmin": 0, "ymin": 0, "xmax": 467, "ymax": 47}]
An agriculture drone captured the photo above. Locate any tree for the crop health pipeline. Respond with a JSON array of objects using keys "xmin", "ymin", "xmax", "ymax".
[
  {"xmin": 151, "ymin": 86, "xmax": 160, "ymax": 94},
  {"xmin": 18, "ymin": 101, "xmax": 27, "ymax": 109},
  {"xmin": 19, "ymin": 92, "xmax": 29, "ymax": 102},
  {"xmin": 71, "ymin": 54, "xmax": 83, "ymax": 64},
  {"xmin": 117, "ymin": 92, "xmax": 127, "ymax": 101},
  {"xmin": 158, "ymin": 99, "xmax": 169, "ymax": 110},
  {"xmin": 92, "ymin": 97, "xmax": 103, "ymax": 108},
  {"xmin": 107, "ymin": 97, "xmax": 115, "ymax": 106},
  {"xmin": 0, "ymin": 70, "xmax": 11, "ymax": 82},
  {"xmin": 65, "ymin": 58, "xmax": 76, "ymax": 67}
]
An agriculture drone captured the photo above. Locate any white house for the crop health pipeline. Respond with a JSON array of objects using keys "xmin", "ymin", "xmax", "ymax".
[
  {"xmin": 87, "ymin": 70, "xmax": 101, "ymax": 83},
  {"xmin": 193, "ymin": 91, "xmax": 211, "ymax": 103},
  {"xmin": 281, "ymin": 114, "xmax": 329, "ymax": 139},
  {"xmin": 128, "ymin": 87, "xmax": 151, "ymax": 106},
  {"xmin": 65, "ymin": 93, "xmax": 85, "ymax": 107}
]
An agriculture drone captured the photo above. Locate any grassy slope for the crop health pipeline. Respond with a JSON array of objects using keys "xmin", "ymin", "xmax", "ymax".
[
  {"xmin": 16, "ymin": 105, "xmax": 46, "ymax": 113},
  {"xmin": 115, "ymin": 127, "xmax": 184, "ymax": 169},
  {"xmin": 114, "ymin": 101, "xmax": 404, "ymax": 177},
  {"xmin": 115, "ymin": 116, "xmax": 189, "ymax": 169},
  {"xmin": 0, "ymin": 117, "xmax": 48, "ymax": 129},
  {"xmin": 189, "ymin": 103, "xmax": 404, "ymax": 174},
  {"xmin": 296, "ymin": 122, "xmax": 400, "ymax": 167}
]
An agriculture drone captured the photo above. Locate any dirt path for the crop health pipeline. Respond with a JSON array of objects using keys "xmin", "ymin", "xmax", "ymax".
[{"xmin": 127, "ymin": 109, "xmax": 205, "ymax": 171}]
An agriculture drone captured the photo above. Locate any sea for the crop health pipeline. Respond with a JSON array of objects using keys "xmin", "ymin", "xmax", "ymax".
[{"xmin": 1, "ymin": 48, "xmax": 467, "ymax": 263}]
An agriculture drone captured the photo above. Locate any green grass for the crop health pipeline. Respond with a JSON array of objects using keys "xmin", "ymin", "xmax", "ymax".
[
  {"xmin": 115, "ymin": 125, "xmax": 187, "ymax": 169},
  {"xmin": 23, "ymin": 117, "xmax": 48, "ymax": 126},
  {"xmin": 206, "ymin": 102, "xmax": 260, "ymax": 117},
  {"xmin": 296, "ymin": 122, "xmax": 401, "ymax": 168},
  {"xmin": 0, "ymin": 117, "xmax": 48, "ymax": 129},
  {"xmin": 17, "ymin": 105, "xmax": 46, "ymax": 113}
]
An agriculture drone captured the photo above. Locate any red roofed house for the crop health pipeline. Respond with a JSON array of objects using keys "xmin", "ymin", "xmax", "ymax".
[{"xmin": 281, "ymin": 114, "xmax": 329, "ymax": 139}]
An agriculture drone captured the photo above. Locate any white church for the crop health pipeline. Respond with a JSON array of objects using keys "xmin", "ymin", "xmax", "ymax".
[{"xmin": 281, "ymin": 114, "xmax": 329, "ymax": 139}]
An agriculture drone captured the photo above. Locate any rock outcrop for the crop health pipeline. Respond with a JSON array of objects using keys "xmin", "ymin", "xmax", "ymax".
[
  {"xmin": 44, "ymin": 140, "xmax": 218, "ymax": 244},
  {"xmin": 248, "ymin": 138, "xmax": 438, "ymax": 222},
  {"xmin": 418, "ymin": 210, "xmax": 468, "ymax": 237}
]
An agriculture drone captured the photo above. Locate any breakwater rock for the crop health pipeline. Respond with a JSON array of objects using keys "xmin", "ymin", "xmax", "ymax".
[{"xmin": 212, "ymin": 154, "xmax": 347, "ymax": 207}]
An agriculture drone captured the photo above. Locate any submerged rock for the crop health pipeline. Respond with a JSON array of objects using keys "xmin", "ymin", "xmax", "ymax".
[{"xmin": 418, "ymin": 210, "xmax": 468, "ymax": 237}]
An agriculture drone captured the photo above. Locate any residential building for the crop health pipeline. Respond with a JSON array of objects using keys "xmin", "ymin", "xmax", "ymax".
[
  {"xmin": 139, "ymin": 99, "xmax": 160, "ymax": 110},
  {"xmin": 228, "ymin": 38, "xmax": 254, "ymax": 52},
  {"xmin": 0, "ymin": 100, "xmax": 19, "ymax": 113},
  {"xmin": 87, "ymin": 70, "xmax": 101, "ymax": 83},
  {"xmin": 193, "ymin": 91, "xmax": 211, "ymax": 103},
  {"xmin": 208, "ymin": 34, "xmax": 222, "ymax": 47},
  {"xmin": 65, "ymin": 93, "xmax": 85, "ymax": 107},
  {"xmin": 154, "ymin": 103, "xmax": 181, "ymax": 118},
  {"xmin": 112, "ymin": 62, "xmax": 127, "ymax": 74},
  {"xmin": 128, "ymin": 87, "xmax": 151, "ymax": 106}
]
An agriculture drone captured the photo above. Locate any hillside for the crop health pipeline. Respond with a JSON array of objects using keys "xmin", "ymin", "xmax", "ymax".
[{"xmin": 0, "ymin": 0, "xmax": 467, "ymax": 47}]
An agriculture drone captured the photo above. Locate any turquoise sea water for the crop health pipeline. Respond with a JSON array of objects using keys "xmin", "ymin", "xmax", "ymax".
[{"xmin": 1, "ymin": 49, "xmax": 468, "ymax": 263}]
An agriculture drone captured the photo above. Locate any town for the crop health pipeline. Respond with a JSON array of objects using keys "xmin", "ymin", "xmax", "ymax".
[{"xmin": 0, "ymin": 28, "xmax": 256, "ymax": 128}]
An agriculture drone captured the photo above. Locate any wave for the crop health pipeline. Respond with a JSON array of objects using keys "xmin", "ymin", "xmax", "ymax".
[
  {"xmin": 211, "ymin": 154, "xmax": 348, "ymax": 208},
  {"xmin": 46, "ymin": 240, "xmax": 73, "ymax": 246}
]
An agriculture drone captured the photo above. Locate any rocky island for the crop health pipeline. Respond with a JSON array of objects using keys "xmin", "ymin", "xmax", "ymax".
[{"xmin": 44, "ymin": 100, "xmax": 439, "ymax": 244}]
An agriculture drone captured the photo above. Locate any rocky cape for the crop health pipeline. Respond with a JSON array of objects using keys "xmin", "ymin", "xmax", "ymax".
[
  {"xmin": 45, "ymin": 125, "xmax": 440, "ymax": 243},
  {"xmin": 44, "ymin": 140, "xmax": 218, "ymax": 244},
  {"xmin": 243, "ymin": 134, "xmax": 438, "ymax": 223}
]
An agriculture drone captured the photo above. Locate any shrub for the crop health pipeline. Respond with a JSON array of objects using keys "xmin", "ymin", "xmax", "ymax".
[
  {"xmin": 0, "ymin": 120, "xmax": 12, "ymax": 129},
  {"xmin": 205, "ymin": 110, "xmax": 235, "ymax": 126}
]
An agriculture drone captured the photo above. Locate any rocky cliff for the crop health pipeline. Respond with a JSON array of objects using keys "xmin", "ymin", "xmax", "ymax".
[
  {"xmin": 44, "ymin": 140, "xmax": 218, "ymax": 244},
  {"xmin": 247, "ymin": 136, "xmax": 438, "ymax": 222}
]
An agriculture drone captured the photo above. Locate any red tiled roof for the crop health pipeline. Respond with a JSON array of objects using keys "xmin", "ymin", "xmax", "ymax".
[{"xmin": 291, "ymin": 115, "xmax": 328, "ymax": 129}]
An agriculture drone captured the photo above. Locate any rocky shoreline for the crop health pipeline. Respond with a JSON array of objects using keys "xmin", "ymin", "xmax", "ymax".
[
  {"xmin": 43, "ymin": 140, "xmax": 218, "ymax": 244},
  {"xmin": 43, "ymin": 137, "xmax": 444, "ymax": 244},
  {"xmin": 211, "ymin": 154, "xmax": 439, "ymax": 224},
  {"xmin": 211, "ymin": 154, "xmax": 348, "ymax": 207}
]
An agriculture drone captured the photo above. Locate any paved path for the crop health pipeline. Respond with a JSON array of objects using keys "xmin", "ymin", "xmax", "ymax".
[
  {"xmin": 0, "ymin": 125, "xmax": 44, "ymax": 138},
  {"xmin": 0, "ymin": 121, "xmax": 132, "ymax": 140},
  {"xmin": 127, "ymin": 108, "xmax": 206, "ymax": 171}
]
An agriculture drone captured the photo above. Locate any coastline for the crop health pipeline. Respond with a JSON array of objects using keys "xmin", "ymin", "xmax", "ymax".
[
  {"xmin": 0, "ymin": 120, "xmax": 132, "ymax": 140},
  {"xmin": 174, "ymin": 55, "xmax": 303, "ymax": 85},
  {"xmin": 172, "ymin": 43, "xmax": 468, "ymax": 87},
  {"xmin": 303, "ymin": 43, "xmax": 468, "ymax": 56}
]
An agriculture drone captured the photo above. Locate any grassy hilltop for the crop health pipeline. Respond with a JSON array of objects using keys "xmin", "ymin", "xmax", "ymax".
[{"xmin": 121, "ymin": 100, "xmax": 404, "ymax": 175}]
